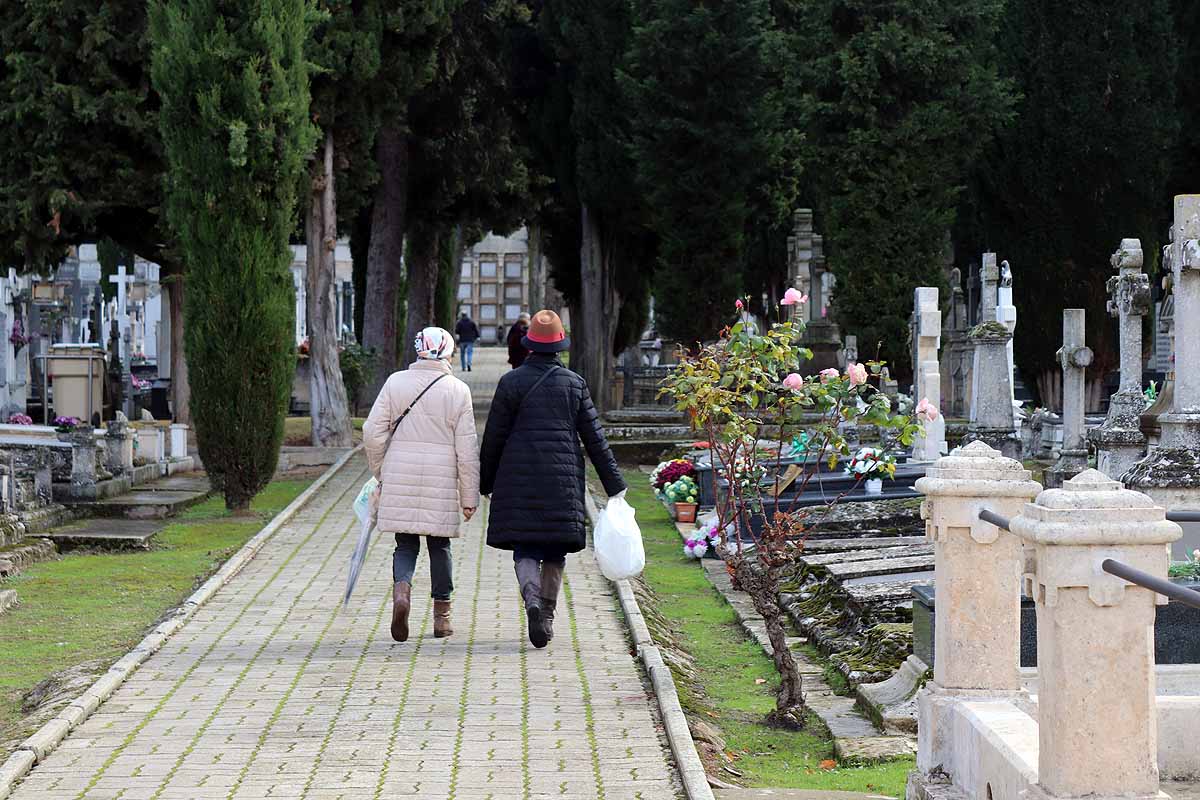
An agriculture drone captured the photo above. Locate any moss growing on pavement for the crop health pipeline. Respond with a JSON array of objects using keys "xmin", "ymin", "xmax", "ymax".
[
  {"xmin": 623, "ymin": 469, "xmax": 914, "ymax": 797},
  {"xmin": 0, "ymin": 477, "xmax": 313, "ymax": 758}
]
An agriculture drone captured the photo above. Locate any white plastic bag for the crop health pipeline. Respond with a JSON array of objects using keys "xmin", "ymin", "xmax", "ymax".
[
  {"xmin": 353, "ymin": 477, "xmax": 380, "ymax": 527},
  {"xmin": 594, "ymin": 495, "xmax": 645, "ymax": 580}
]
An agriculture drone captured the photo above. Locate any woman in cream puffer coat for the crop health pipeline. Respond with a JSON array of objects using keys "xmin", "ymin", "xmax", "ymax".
[{"xmin": 363, "ymin": 327, "xmax": 480, "ymax": 643}]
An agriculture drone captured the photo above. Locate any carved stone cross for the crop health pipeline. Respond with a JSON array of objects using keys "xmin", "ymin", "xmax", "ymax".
[
  {"xmin": 1047, "ymin": 309, "xmax": 1092, "ymax": 486},
  {"xmin": 1106, "ymin": 239, "xmax": 1150, "ymax": 393}
]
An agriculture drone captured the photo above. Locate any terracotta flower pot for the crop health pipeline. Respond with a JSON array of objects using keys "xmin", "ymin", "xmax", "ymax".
[{"xmin": 675, "ymin": 502, "xmax": 698, "ymax": 523}]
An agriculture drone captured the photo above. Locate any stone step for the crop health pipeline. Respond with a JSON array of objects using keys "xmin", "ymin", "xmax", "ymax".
[
  {"xmin": 34, "ymin": 518, "xmax": 167, "ymax": 550},
  {"xmin": 823, "ymin": 555, "xmax": 934, "ymax": 582},
  {"xmin": 0, "ymin": 537, "xmax": 58, "ymax": 577},
  {"xmin": 800, "ymin": 544, "xmax": 933, "ymax": 568},
  {"xmin": 802, "ymin": 535, "xmax": 927, "ymax": 553},
  {"xmin": 81, "ymin": 488, "xmax": 210, "ymax": 520},
  {"xmin": 134, "ymin": 473, "xmax": 211, "ymax": 494}
]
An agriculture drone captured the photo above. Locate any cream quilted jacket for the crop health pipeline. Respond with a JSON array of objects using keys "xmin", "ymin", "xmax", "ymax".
[{"xmin": 362, "ymin": 359, "xmax": 480, "ymax": 537}]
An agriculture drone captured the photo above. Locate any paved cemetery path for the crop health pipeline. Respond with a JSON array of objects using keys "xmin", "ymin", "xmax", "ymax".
[{"xmin": 10, "ymin": 353, "xmax": 683, "ymax": 799}]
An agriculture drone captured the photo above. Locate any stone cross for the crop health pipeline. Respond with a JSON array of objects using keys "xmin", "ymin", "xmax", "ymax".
[
  {"xmin": 1126, "ymin": 195, "xmax": 1200, "ymax": 513},
  {"xmin": 913, "ymin": 287, "xmax": 946, "ymax": 460},
  {"xmin": 1046, "ymin": 309, "xmax": 1092, "ymax": 487},
  {"xmin": 1091, "ymin": 239, "xmax": 1151, "ymax": 479},
  {"xmin": 108, "ymin": 265, "xmax": 135, "ymax": 360},
  {"xmin": 843, "ymin": 334, "xmax": 858, "ymax": 366}
]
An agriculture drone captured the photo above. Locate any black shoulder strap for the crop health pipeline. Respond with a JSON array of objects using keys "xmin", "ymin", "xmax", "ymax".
[
  {"xmin": 518, "ymin": 365, "xmax": 561, "ymax": 410},
  {"xmin": 390, "ymin": 373, "xmax": 448, "ymax": 436}
]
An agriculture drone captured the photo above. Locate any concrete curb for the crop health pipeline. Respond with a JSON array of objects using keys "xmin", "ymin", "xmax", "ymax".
[
  {"xmin": 0, "ymin": 446, "xmax": 362, "ymax": 800},
  {"xmin": 586, "ymin": 491, "xmax": 716, "ymax": 800}
]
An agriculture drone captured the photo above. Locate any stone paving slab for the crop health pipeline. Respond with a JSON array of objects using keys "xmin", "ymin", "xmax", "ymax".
[{"xmin": 9, "ymin": 453, "xmax": 682, "ymax": 799}]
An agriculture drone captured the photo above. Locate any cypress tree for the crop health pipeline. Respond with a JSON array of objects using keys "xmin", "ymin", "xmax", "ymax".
[
  {"xmin": 623, "ymin": 0, "xmax": 784, "ymax": 347},
  {"xmin": 790, "ymin": 0, "xmax": 1013, "ymax": 377},
  {"xmin": 150, "ymin": 0, "xmax": 316, "ymax": 509}
]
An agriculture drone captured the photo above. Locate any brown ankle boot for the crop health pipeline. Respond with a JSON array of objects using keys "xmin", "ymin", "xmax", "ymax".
[
  {"xmin": 391, "ymin": 582, "xmax": 412, "ymax": 642},
  {"xmin": 433, "ymin": 600, "xmax": 453, "ymax": 638},
  {"xmin": 540, "ymin": 563, "xmax": 564, "ymax": 642}
]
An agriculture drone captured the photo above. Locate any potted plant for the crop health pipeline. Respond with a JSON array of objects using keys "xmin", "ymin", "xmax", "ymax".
[
  {"xmin": 650, "ymin": 458, "xmax": 696, "ymax": 500},
  {"xmin": 845, "ymin": 446, "xmax": 897, "ymax": 495},
  {"xmin": 664, "ymin": 475, "xmax": 699, "ymax": 522},
  {"xmin": 684, "ymin": 520, "xmax": 724, "ymax": 559}
]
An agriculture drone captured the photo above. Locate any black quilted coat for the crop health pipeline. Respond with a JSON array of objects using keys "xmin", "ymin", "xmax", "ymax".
[{"xmin": 480, "ymin": 353, "xmax": 626, "ymax": 553}]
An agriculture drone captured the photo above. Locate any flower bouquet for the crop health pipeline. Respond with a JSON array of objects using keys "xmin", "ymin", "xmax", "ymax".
[
  {"xmin": 684, "ymin": 520, "xmax": 724, "ymax": 559},
  {"xmin": 649, "ymin": 458, "xmax": 696, "ymax": 500},
  {"xmin": 845, "ymin": 446, "xmax": 896, "ymax": 495},
  {"xmin": 6, "ymin": 413, "xmax": 32, "ymax": 425}
]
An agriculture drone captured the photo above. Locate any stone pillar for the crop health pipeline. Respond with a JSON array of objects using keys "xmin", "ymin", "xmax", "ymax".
[
  {"xmin": 913, "ymin": 288, "xmax": 946, "ymax": 460},
  {"xmin": 914, "ymin": 442, "xmax": 1041, "ymax": 781},
  {"xmin": 1126, "ymin": 195, "xmax": 1200, "ymax": 508},
  {"xmin": 842, "ymin": 334, "xmax": 857, "ymax": 368},
  {"xmin": 1091, "ymin": 239, "xmax": 1150, "ymax": 479},
  {"xmin": 915, "ymin": 441, "xmax": 1041, "ymax": 691},
  {"xmin": 62, "ymin": 422, "xmax": 96, "ymax": 491},
  {"xmin": 1045, "ymin": 310, "xmax": 1092, "ymax": 488},
  {"xmin": 1012, "ymin": 470, "xmax": 1179, "ymax": 800},
  {"xmin": 169, "ymin": 423, "xmax": 188, "ymax": 460},
  {"xmin": 979, "ymin": 253, "xmax": 998, "ymax": 329},
  {"xmin": 105, "ymin": 415, "xmax": 133, "ymax": 475},
  {"xmin": 965, "ymin": 320, "xmax": 1018, "ymax": 458}
]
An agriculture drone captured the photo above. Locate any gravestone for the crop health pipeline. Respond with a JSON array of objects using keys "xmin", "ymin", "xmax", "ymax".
[
  {"xmin": 1126, "ymin": 194, "xmax": 1200, "ymax": 510},
  {"xmin": 1045, "ymin": 309, "xmax": 1092, "ymax": 488},
  {"xmin": 965, "ymin": 272, "xmax": 1018, "ymax": 457},
  {"xmin": 843, "ymin": 334, "xmax": 858, "ymax": 368},
  {"xmin": 912, "ymin": 287, "xmax": 946, "ymax": 460},
  {"xmin": 1090, "ymin": 239, "xmax": 1150, "ymax": 479},
  {"xmin": 941, "ymin": 266, "xmax": 973, "ymax": 419},
  {"xmin": 791, "ymin": 209, "xmax": 841, "ymax": 371},
  {"xmin": 996, "ymin": 260, "xmax": 1021, "ymax": 425}
]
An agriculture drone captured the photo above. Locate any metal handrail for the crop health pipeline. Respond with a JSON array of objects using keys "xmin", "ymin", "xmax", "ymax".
[
  {"xmin": 977, "ymin": 509, "xmax": 1200, "ymax": 531},
  {"xmin": 973, "ymin": 508, "xmax": 1200, "ymax": 609}
]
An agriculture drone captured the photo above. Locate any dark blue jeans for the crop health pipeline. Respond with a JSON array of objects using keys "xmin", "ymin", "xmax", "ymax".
[
  {"xmin": 460, "ymin": 341, "xmax": 475, "ymax": 370},
  {"xmin": 393, "ymin": 534, "xmax": 453, "ymax": 600}
]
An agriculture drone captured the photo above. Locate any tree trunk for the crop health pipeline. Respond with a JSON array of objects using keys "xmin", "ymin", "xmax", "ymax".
[
  {"xmin": 307, "ymin": 130, "xmax": 353, "ymax": 447},
  {"xmin": 577, "ymin": 203, "xmax": 620, "ymax": 412},
  {"xmin": 528, "ymin": 221, "xmax": 546, "ymax": 312},
  {"xmin": 363, "ymin": 123, "xmax": 409, "ymax": 399},
  {"xmin": 402, "ymin": 225, "xmax": 441, "ymax": 366},
  {"xmin": 166, "ymin": 274, "xmax": 190, "ymax": 424}
]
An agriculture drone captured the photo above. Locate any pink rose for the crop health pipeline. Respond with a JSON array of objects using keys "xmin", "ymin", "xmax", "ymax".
[
  {"xmin": 915, "ymin": 397, "xmax": 940, "ymax": 422},
  {"xmin": 819, "ymin": 368, "xmax": 839, "ymax": 383},
  {"xmin": 782, "ymin": 372, "xmax": 804, "ymax": 391},
  {"xmin": 846, "ymin": 362, "xmax": 868, "ymax": 387},
  {"xmin": 735, "ymin": 299, "xmax": 744, "ymax": 311},
  {"xmin": 780, "ymin": 287, "xmax": 808, "ymax": 306}
]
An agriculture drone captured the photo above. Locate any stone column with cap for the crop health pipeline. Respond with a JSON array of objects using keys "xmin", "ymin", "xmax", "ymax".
[
  {"xmin": 1012, "ymin": 470, "xmax": 1179, "ymax": 800},
  {"xmin": 914, "ymin": 441, "xmax": 1041, "ymax": 778},
  {"xmin": 1090, "ymin": 239, "xmax": 1150, "ymax": 479},
  {"xmin": 1045, "ymin": 310, "xmax": 1092, "ymax": 488},
  {"xmin": 1126, "ymin": 195, "xmax": 1200, "ymax": 508}
]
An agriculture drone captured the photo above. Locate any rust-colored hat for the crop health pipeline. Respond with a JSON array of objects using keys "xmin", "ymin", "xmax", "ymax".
[{"xmin": 521, "ymin": 309, "xmax": 570, "ymax": 353}]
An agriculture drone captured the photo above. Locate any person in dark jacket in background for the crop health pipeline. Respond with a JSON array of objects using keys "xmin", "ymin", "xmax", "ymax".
[
  {"xmin": 506, "ymin": 312, "xmax": 531, "ymax": 369},
  {"xmin": 454, "ymin": 312, "xmax": 480, "ymax": 371},
  {"xmin": 480, "ymin": 309, "xmax": 626, "ymax": 648}
]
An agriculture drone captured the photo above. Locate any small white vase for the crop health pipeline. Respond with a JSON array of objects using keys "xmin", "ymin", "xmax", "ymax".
[{"xmin": 865, "ymin": 477, "xmax": 883, "ymax": 495}]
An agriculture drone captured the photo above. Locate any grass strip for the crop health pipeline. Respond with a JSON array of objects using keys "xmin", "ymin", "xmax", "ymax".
[
  {"xmin": 446, "ymin": 505, "xmax": 488, "ymax": 800},
  {"xmin": 563, "ymin": 577, "xmax": 606, "ymax": 800}
]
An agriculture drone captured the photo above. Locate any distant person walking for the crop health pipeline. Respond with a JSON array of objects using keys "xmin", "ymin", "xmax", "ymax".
[
  {"xmin": 481, "ymin": 310, "xmax": 626, "ymax": 648},
  {"xmin": 363, "ymin": 327, "xmax": 480, "ymax": 643},
  {"xmin": 506, "ymin": 312, "xmax": 531, "ymax": 369},
  {"xmin": 454, "ymin": 312, "xmax": 480, "ymax": 372}
]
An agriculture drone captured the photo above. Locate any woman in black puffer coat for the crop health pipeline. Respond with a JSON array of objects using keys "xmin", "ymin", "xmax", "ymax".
[{"xmin": 480, "ymin": 310, "xmax": 626, "ymax": 648}]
